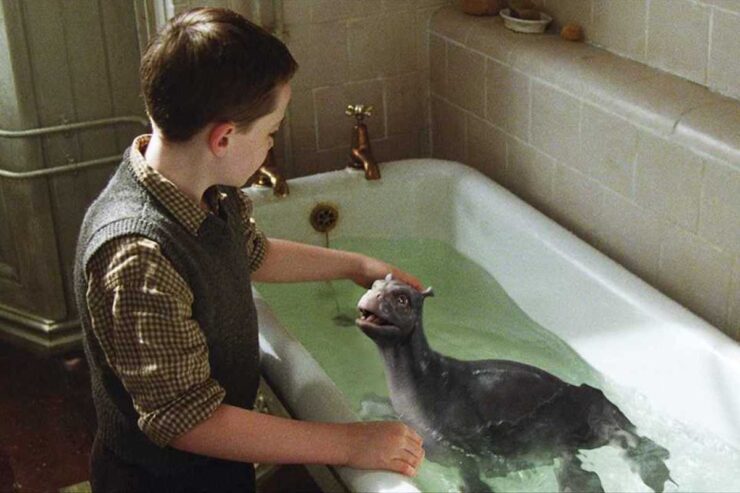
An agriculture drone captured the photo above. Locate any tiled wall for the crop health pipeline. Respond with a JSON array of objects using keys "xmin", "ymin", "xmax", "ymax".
[
  {"xmin": 431, "ymin": 7, "xmax": 740, "ymax": 340},
  {"xmin": 161, "ymin": 1, "xmax": 740, "ymax": 340},
  {"xmin": 170, "ymin": 1, "xmax": 451, "ymax": 177},
  {"xmin": 276, "ymin": 0, "xmax": 451, "ymax": 177},
  {"xmin": 539, "ymin": 0, "xmax": 740, "ymax": 100}
]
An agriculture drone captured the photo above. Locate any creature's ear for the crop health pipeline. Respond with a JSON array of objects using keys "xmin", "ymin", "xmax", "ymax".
[
  {"xmin": 421, "ymin": 287, "xmax": 434, "ymax": 298},
  {"xmin": 385, "ymin": 273, "xmax": 393, "ymax": 281}
]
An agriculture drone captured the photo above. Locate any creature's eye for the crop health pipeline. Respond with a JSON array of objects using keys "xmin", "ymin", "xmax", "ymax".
[{"xmin": 396, "ymin": 294, "xmax": 409, "ymax": 306}]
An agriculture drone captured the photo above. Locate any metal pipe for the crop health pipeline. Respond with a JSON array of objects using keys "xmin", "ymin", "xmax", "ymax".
[
  {"xmin": 269, "ymin": 0, "xmax": 294, "ymax": 174},
  {"xmin": 0, "ymin": 115, "xmax": 148, "ymax": 139},
  {"xmin": 272, "ymin": 0, "xmax": 285, "ymax": 39},
  {"xmin": 252, "ymin": 0, "xmax": 262, "ymax": 27},
  {"xmin": 0, "ymin": 302, "xmax": 78, "ymax": 333},
  {"xmin": 0, "ymin": 154, "xmax": 122, "ymax": 180}
]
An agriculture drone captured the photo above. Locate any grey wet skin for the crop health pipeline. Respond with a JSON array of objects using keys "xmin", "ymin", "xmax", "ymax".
[{"xmin": 356, "ymin": 275, "xmax": 673, "ymax": 493}]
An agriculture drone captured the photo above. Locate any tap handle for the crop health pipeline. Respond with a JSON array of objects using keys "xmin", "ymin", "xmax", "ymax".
[{"xmin": 345, "ymin": 104, "xmax": 373, "ymax": 122}]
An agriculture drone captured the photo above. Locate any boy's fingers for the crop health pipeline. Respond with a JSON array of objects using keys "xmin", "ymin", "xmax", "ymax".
[
  {"xmin": 392, "ymin": 458, "xmax": 419, "ymax": 477},
  {"xmin": 405, "ymin": 427, "xmax": 423, "ymax": 446},
  {"xmin": 401, "ymin": 446, "xmax": 425, "ymax": 465},
  {"xmin": 404, "ymin": 443, "xmax": 423, "ymax": 458}
]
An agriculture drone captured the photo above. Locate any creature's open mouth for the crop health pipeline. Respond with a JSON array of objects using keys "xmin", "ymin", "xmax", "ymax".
[
  {"xmin": 358, "ymin": 308, "xmax": 389, "ymax": 326},
  {"xmin": 356, "ymin": 290, "xmax": 397, "ymax": 333}
]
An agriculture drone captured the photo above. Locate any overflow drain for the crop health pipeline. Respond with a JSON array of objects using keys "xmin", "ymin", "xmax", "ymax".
[{"xmin": 309, "ymin": 203, "xmax": 339, "ymax": 233}]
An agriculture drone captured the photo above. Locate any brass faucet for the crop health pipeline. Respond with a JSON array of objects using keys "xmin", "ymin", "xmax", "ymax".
[
  {"xmin": 346, "ymin": 104, "xmax": 380, "ymax": 180},
  {"xmin": 247, "ymin": 148, "xmax": 289, "ymax": 197}
]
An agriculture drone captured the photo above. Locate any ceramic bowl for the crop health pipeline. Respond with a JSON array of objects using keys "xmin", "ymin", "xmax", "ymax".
[{"xmin": 500, "ymin": 8, "xmax": 552, "ymax": 34}]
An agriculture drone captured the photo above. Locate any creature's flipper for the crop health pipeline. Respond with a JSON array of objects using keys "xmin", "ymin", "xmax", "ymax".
[
  {"xmin": 459, "ymin": 456, "xmax": 495, "ymax": 493},
  {"xmin": 624, "ymin": 436, "xmax": 672, "ymax": 493},
  {"xmin": 555, "ymin": 452, "xmax": 604, "ymax": 493}
]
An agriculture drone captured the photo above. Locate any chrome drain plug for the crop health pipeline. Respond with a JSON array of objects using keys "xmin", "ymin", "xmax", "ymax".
[{"xmin": 309, "ymin": 203, "xmax": 339, "ymax": 233}]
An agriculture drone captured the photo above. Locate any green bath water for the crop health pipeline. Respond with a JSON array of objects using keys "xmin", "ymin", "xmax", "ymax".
[{"xmin": 256, "ymin": 237, "xmax": 740, "ymax": 492}]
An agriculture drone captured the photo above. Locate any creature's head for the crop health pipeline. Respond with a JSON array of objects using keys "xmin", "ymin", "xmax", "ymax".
[{"xmin": 355, "ymin": 274, "xmax": 434, "ymax": 344}]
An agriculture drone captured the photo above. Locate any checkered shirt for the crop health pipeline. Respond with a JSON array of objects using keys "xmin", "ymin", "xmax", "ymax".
[{"xmin": 85, "ymin": 135, "xmax": 267, "ymax": 447}]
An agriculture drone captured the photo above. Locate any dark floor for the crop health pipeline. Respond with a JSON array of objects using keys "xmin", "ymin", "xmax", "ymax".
[{"xmin": 0, "ymin": 341, "xmax": 319, "ymax": 493}]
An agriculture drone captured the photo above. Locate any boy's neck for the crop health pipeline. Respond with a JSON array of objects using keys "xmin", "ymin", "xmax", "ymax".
[{"xmin": 144, "ymin": 130, "xmax": 214, "ymax": 211}]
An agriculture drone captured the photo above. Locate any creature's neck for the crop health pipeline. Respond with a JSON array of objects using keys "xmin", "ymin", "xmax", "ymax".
[{"xmin": 377, "ymin": 321, "xmax": 441, "ymax": 397}]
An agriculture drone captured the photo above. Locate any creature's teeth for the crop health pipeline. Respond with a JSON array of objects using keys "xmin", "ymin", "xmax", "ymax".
[{"xmin": 360, "ymin": 312, "xmax": 388, "ymax": 325}]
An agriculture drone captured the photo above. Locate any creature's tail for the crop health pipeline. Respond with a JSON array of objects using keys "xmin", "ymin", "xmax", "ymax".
[
  {"xmin": 623, "ymin": 436, "xmax": 674, "ymax": 493},
  {"xmin": 585, "ymin": 389, "xmax": 674, "ymax": 493}
]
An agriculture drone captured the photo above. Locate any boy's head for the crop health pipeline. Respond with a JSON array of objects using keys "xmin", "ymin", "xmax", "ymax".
[{"xmin": 140, "ymin": 8, "xmax": 298, "ymax": 142}]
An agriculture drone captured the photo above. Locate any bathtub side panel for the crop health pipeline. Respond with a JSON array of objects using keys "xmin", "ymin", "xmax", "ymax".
[{"xmin": 450, "ymin": 167, "xmax": 740, "ymax": 446}]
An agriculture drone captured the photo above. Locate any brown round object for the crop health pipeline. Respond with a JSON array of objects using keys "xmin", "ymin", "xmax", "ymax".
[{"xmin": 560, "ymin": 22, "xmax": 584, "ymax": 41}]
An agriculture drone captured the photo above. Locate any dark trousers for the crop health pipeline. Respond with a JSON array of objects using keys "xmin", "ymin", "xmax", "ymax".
[{"xmin": 90, "ymin": 436, "xmax": 256, "ymax": 493}]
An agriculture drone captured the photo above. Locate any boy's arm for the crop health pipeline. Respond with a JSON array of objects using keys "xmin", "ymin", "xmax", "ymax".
[
  {"xmin": 170, "ymin": 403, "xmax": 425, "ymax": 476},
  {"xmin": 251, "ymin": 238, "xmax": 423, "ymax": 290}
]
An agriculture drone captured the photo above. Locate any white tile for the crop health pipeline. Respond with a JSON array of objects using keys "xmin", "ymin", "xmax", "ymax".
[
  {"xmin": 729, "ymin": 259, "xmax": 740, "ymax": 339},
  {"xmin": 485, "ymin": 60, "xmax": 531, "ymax": 141},
  {"xmin": 467, "ymin": 114, "xmax": 507, "ymax": 184},
  {"xmin": 591, "ymin": 0, "xmax": 647, "ymax": 61},
  {"xmin": 699, "ymin": 158, "xmax": 740, "ymax": 256},
  {"xmin": 385, "ymin": 72, "xmax": 426, "ymax": 137},
  {"xmin": 596, "ymin": 189, "xmax": 667, "ymax": 284},
  {"xmin": 634, "ymin": 133, "xmax": 703, "ymax": 231},
  {"xmin": 708, "ymin": 9, "xmax": 740, "ymax": 99},
  {"xmin": 551, "ymin": 164, "xmax": 603, "ymax": 244},
  {"xmin": 647, "ymin": 0, "xmax": 710, "ymax": 84},
  {"xmin": 431, "ymin": 96, "xmax": 467, "ymax": 162},
  {"xmin": 658, "ymin": 225, "xmax": 733, "ymax": 329},
  {"xmin": 347, "ymin": 11, "xmax": 417, "ymax": 80},
  {"xmin": 531, "ymin": 81, "xmax": 581, "ymax": 165},
  {"xmin": 579, "ymin": 103, "xmax": 639, "ymax": 197},
  {"xmin": 447, "ymin": 44, "xmax": 486, "ymax": 117},
  {"xmin": 430, "ymin": 34, "xmax": 447, "ymax": 97},
  {"xmin": 506, "ymin": 137, "xmax": 556, "ymax": 212}
]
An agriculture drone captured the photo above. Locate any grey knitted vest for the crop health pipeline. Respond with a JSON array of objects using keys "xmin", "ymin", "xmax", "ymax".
[{"xmin": 74, "ymin": 150, "xmax": 260, "ymax": 474}]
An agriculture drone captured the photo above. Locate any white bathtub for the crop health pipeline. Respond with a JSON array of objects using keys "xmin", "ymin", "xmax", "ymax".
[{"xmin": 248, "ymin": 159, "xmax": 740, "ymax": 492}]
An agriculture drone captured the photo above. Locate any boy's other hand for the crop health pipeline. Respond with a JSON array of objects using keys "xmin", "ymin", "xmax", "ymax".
[
  {"xmin": 343, "ymin": 421, "xmax": 425, "ymax": 477},
  {"xmin": 353, "ymin": 255, "xmax": 424, "ymax": 291}
]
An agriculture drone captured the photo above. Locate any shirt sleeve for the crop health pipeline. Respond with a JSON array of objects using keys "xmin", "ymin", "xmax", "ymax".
[
  {"xmin": 85, "ymin": 236, "xmax": 226, "ymax": 447},
  {"xmin": 235, "ymin": 189, "xmax": 268, "ymax": 272}
]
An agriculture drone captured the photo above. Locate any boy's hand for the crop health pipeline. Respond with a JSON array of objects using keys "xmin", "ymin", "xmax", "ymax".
[
  {"xmin": 343, "ymin": 421, "xmax": 425, "ymax": 477},
  {"xmin": 352, "ymin": 255, "xmax": 424, "ymax": 291}
]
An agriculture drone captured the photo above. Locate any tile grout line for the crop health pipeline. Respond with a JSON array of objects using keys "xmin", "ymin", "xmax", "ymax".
[
  {"xmin": 705, "ymin": 6, "xmax": 714, "ymax": 86},
  {"xmin": 430, "ymin": 28, "xmax": 737, "ymax": 169},
  {"xmin": 644, "ymin": 0, "xmax": 651, "ymax": 61}
]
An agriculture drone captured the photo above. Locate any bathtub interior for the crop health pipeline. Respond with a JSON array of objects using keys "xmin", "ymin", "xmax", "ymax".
[{"xmin": 249, "ymin": 159, "xmax": 740, "ymax": 491}]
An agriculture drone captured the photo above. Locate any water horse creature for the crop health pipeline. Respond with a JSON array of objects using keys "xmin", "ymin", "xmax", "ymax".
[{"xmin": 355, "ymin": 275, "xmax": 672, "ymax": 493}]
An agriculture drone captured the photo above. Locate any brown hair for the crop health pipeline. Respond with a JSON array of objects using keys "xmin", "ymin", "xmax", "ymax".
[{"xmin": 140, "ymin": 8, "xmax": 298, "ymax": 142}]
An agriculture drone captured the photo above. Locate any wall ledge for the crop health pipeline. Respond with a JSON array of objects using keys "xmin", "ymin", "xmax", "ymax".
[{"xmin": 431, "ymin": 6, "xmax": 740, "ymax": 168}]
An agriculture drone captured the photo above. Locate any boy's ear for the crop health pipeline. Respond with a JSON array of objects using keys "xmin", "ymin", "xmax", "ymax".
[{"xmin": 208, "ymin": 122, "xmax": 235, "ymax": 157}]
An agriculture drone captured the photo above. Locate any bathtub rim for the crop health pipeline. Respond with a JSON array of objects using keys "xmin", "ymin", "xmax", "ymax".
[
  {"xmin": 249, "ymin": 158, "xmax": 740, "ymax": 492},
  {"xmin": 249, "ymin": 158, "xmax": 737, "ymax": 351}
]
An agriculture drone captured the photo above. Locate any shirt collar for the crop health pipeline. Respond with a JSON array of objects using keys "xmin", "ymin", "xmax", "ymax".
[{"xmin": 129, "ymin": 134, "xmax": 217, "ymax": 236}]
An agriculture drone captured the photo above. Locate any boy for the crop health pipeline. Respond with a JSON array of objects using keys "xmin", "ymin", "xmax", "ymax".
[{"xmin": 74, "ymin": 7, "xmax": 424, "ymax": 492}]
